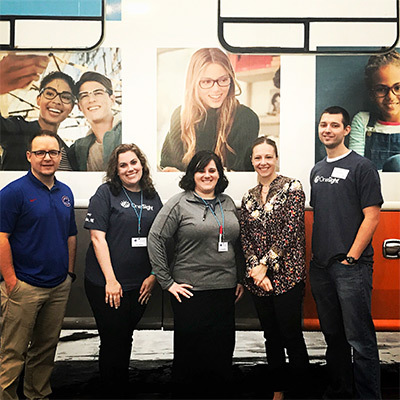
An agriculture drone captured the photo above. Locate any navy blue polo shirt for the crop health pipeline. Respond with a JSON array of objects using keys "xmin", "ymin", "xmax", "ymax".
[{"xmin": 0, "ymin": 171, "xmax": 77, "ymax": 288}]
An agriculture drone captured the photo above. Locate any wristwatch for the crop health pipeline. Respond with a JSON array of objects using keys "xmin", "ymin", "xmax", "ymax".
[
  {"xmin": 68, "ymin": 272, "xmax": 77, "ymax": 282},
  {"xmin": 345, "ymin": 256, "xmax": 357, "ymax": 265}
]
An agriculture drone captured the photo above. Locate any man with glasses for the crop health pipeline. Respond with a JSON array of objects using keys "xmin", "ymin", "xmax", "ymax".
[
  {"xmin": 0, "ymin": 130, "xmax": 77, "ymax": 400},
  {"xmin": 68, "ymin": 71, "xmax": 121, "ymax": 171},
  {"xmin": 0, "ymin": 53, "xmax": 75, "ymax": 170}
]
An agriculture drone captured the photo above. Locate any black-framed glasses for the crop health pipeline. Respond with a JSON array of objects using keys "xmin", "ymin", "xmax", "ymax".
[
  {"xmin": 371, "ymin": 83, "xmax": 400, "ymax": 98},
  {"xmin": 199, "ymin": 75, "xmax": 231, "ymax": 89},
  {"xmin": 77, "ymin": 88, "xmax": 109, "ymax": 102},
  {"xmin": 39, "ymin": 87, "xmax": 75, "ymax": 104},
  {"xmin": 30, "ymin": 150, "xmax": 61, "ymax": 159}
]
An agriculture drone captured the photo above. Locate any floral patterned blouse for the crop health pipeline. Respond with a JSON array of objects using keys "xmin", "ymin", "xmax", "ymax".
[{"xmin": 240, "ymin": 175, "xmax": 306, "ymax": 296}]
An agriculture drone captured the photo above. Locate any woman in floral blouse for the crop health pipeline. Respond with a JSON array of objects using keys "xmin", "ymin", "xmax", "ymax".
[{"xmin": 240, "ymin": 136, "xmax": 309, "ymax": 400}]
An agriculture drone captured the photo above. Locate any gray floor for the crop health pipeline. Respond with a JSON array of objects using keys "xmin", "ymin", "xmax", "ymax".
[
  {"xmin": 50, "ymin": 330, "xmax": 400, "ymax": 399},
  {"xmin": 56, "ymin": 330, "xmax": 400, "ymax": 364}
]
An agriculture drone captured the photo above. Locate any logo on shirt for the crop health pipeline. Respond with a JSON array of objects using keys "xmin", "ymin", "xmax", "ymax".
[
  {"xmin": 314, "ymin": 175, "xmax": 339, "ymax": 185},
  {"xmin": 119, "ymin": 201, "xmax": 154, "ymax": 211},
  {"xmin": 85, "ymin": 213, "xmax": 94, "ymax": 224},
  {"xmin": 62, "ymin": 195, "xmax": 72, "ymax": 207}
]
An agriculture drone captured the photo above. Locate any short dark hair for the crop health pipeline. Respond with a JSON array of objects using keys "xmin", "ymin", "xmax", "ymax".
[
  {"xmin": 179, "ymin": 150, "xmax": 229, "ymax": 195},
  {"xmin": 251, "ymin": 136, "xmax": 279, "ymax": 158},
  {"xmin": 320, "ymin": 106, "xmax": 350, "ymax": 127},
  {"xmin": 75, "ymin": 71, "xmax": 113, "ymax": 97},
  {"xmin": 105, "ymin": 143, "xmax": 156, "ymax": 198},
  {"xmin": 39, "ymin": 71, "xmax": 75, "ymax": 93},
  {"xmin": 27, "ymin": 130, "xmax": 62, "ymax": 151}
]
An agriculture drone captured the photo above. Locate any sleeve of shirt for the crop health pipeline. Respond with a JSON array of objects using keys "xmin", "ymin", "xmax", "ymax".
[
  {"xmin": 0, "ymin": 185, "xmax": 22, "ymax": 233},
  {"xmin": 239, "ymin": 192, "xmax": 261, "ymax": 271},
  {"xmin": 68, "ymin": 191, "xmax": 78, "ymax": 236},
  {"xmin": 83, "ymin": 185, "xmax": 111, "ymax": 232},
  {"xmin": 357, "ymin": 160, "xmax": 384, "ymax": 209},
  {"xmin": 309, "ymin": 167, "xmax": 316, "ymax": 208},
  {"xmin": 160, "ymin": 107, "xmax": 185, "ymax": 171},
  {"xmin": 349, "ymin": 112, "xmax": 369, "ymax": 157},
  {"xmin": 154, "ymin": 192, "xmax": 163, "ymax": 211},
  {"xmin": 147, "ymin": 197, "xmax": 181, "ymax": 290},
  {"xmin": 232, "ymin": 105, "xmax": 260, "ymax": 171}
]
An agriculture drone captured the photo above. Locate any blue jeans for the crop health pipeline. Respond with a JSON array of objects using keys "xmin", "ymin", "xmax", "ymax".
[{"xmin": 310, "ymin": 260, "xmax": 381, "ymax": 399}]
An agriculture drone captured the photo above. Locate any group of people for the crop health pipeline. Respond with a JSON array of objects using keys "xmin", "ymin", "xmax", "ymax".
[
  {"xmin": 0, "ymin": 105, "xmax": 383, "ymax": 400},
  {"xmin": 0, "ymin": 53, "xmax": 121, "ymax": 171},
  {"xmin": 0, "ymin": 47, "xmax": 385, "ymax": 400}
]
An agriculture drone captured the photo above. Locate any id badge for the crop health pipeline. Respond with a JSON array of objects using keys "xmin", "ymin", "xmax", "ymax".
[
  {"xmin": 218, "ymin": 241, "xmax": 228, "ymax": 252},
  {"xmin": 132, "ymin": 237, "xmax": 147, "ymax": 247}
]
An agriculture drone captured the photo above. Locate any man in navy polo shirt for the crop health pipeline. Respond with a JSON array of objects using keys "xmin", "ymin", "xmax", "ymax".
[{"xmin": 0, "ymin": 131, "xmax": 77, "ymax": 400}]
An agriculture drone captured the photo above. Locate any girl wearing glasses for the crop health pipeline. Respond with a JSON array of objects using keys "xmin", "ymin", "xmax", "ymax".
[
  {"xmin": 0, "ymin": 54, "xmax": 75, "ymax": 171},
  {"xmin": 350, "ymin": 49, "xmax": 400, "ymax": 171},
  {"xmin": 160, "ymin": 48, "xmax": 259, "ymax": 172}
]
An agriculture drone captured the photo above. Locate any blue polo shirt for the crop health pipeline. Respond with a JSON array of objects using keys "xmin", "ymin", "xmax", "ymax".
[{"xmin": 0, "ymin": 171, "xmax": 77, "ymax": 288}]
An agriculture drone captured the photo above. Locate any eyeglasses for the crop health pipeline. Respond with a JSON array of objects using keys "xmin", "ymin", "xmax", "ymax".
[
  {"xmin": 39, "ymin": 87, "xmax": 75, "ymax": 104},
  {"xmin": 30, "ymin": 150, "xmax": 61, "ymax": 159},
  {"xmin": 77, "ymin": 88, "xmax": 110, "ymax": 103},
  {"xmin": 371, "ymin": 83, "xmax": 400, "ymax": 98},
  {"xmin": 198, "ymin": 75, "xmax": 231, "ymax": 89}
]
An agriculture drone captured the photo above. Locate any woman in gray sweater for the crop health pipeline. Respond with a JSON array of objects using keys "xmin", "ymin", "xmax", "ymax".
[{"xmin": 148, "ymin": 150, "xmax": 244, "ymax": 395}]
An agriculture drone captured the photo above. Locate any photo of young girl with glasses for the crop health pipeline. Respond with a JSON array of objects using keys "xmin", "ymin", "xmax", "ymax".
[
  {"xmin": 160, "ymin": 48, "xmax": 260, "ymax": 172},
  {"xmin": 350, "ymin": 49, "xmax": 400, "ymax": 172}
]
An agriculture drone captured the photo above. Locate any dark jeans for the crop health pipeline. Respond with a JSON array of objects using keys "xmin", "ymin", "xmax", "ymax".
[
  {"xmin": 310, "ymin": 260, "xmax": 381, "ymax": 399},
  {"xmin": 170, "ymin": 288, "xmax": 236, "ymax": 394},
  {"xmin": 251, "ymin": 282, "xmax": 309, "ymax": 393},
  {"xmin": 85, "ymin": 279, "xmax": 146, "ymax": 396}
]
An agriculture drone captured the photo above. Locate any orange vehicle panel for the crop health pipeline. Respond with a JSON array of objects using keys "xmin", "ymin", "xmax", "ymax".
[{"xmin": 303, "ymin": 210, "xmax": 400, "ymax": 331}]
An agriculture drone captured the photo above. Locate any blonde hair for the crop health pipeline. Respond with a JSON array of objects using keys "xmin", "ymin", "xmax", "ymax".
[{"xmin": 180, "ymin": 48, "xmax": 241, "ymax": 166}]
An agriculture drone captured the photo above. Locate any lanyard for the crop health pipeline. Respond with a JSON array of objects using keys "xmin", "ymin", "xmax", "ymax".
[
  {"xmin": 194, "ymin": 193, "xmax": 225, "ymax": 240},
  {"xmin": 122, "ymin": 187, "xmax": 143, "ymax": 234}
]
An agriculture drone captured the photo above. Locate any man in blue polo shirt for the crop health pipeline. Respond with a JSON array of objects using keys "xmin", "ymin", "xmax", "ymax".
[{"xmin": 0, "ymin": 131, "xmax": 77, "ymax": 400}]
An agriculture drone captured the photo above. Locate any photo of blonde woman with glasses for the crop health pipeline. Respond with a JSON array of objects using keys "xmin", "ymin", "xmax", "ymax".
[{"xmin": 160, "ymin": 48, "xmax": 260, "ymax": 172}]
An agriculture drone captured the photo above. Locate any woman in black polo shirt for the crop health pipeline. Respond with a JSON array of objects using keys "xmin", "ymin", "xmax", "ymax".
[{"xmin": 84, "ymin": 143, "xmax": 162, "ymax": 397}]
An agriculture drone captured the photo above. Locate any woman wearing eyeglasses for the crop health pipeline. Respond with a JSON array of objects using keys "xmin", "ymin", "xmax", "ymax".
[
  {"xmin": 0, "ymin": 54, "xmax": 75, "ymax": 171},
  {"xmin": 349, "ymin": 49, "xmax": 400, "ymax": 171},
  {"xmin": 160, "ymin": 48, "xmax": 260, "ymax": 172}
]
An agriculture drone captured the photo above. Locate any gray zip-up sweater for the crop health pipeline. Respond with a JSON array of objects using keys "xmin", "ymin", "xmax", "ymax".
[{"xmin": 148, "ymin": 191, "xmax": 243, "ymax": 291}]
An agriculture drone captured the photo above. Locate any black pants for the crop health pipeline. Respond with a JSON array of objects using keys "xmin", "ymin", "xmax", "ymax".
[
  {"xmin": 252, "ymin": 282, "xmax": 309, "ymax": 393},
  {"xmin": 171, "ymin": 288, "xmax": 236, "ymax": 394},
  {"xmin": 85, "ymin": 279, "xmax": 146, "ymax": 396}
]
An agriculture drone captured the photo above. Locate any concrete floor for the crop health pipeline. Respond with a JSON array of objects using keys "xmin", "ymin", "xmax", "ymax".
[
  {"xmin": 56, "ymin": 330, "xmax": 400, "ymax": 364},
  {"xmin": 48, "ymin": 330, "xmax": 400, "ymax": 399}
]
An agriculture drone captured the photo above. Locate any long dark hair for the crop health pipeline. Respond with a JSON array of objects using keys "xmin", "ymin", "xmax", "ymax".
[
  {"xmin": 179, "ymin": 150, "xmax": 228, "ymax": 195},
  {"xmin": 105, "ymin": 143, "xmax": 156, "ymax": 198}
]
